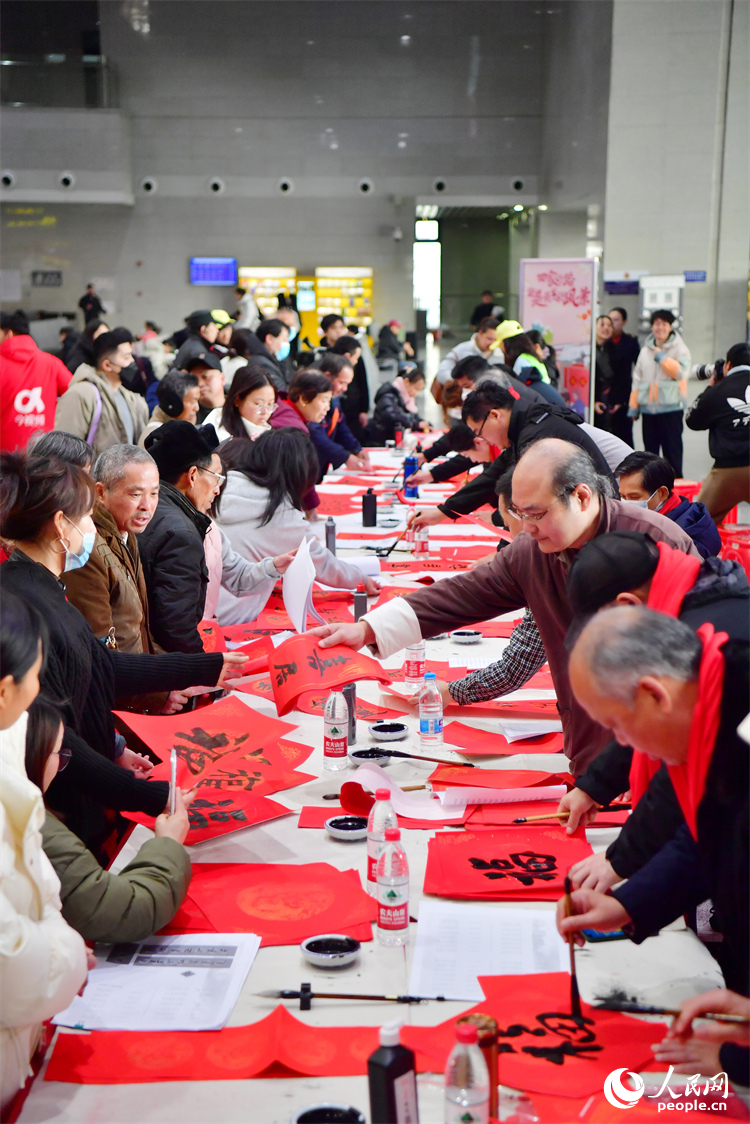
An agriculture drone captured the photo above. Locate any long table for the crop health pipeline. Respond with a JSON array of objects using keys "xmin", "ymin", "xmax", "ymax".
[{"xmin": 18, "ymin": 451, "xmax": 726, "ymax": 1123}]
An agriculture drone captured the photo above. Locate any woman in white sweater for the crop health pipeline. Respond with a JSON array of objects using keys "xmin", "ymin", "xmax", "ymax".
[
  {"xmin": 214, "ymin": 430, "xmax": 379, "ymax": 625},
  {"xmin": 203, "ymin": 366, "xmax": 276, "ymax": 442},
  {"xmin": 0, "ymin": 593, "xmax": 88, "ymax": 1112}
]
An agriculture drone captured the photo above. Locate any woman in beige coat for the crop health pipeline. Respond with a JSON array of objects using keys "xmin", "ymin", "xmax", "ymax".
[{"xmin": 0, "ymin": 593, "xmax": 88, "ymax": 1113}]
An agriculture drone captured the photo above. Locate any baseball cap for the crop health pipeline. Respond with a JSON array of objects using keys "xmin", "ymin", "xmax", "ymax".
[
  {"xmin": 566, "ymin": 532, "xmax": 660, "ymax": 618},
  {"xmin": 211, "ymin": 309, "xmax": 234, "ymax": 326},
  {"xmin": 187, "ymin": 309, "xmax": 222, "ymax": 334},
  {"xmin": 183, "ymin": 352, "xmax": 223, "ymax": 373}
]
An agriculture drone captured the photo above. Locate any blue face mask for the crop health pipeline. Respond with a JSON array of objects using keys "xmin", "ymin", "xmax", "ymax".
[
  {"xmin": 276, "ymin": 341, "xmax": 291, "ymax": 361},
  {"xmin": 630, "ymin": 488, "xmax": 658, "ymax": 510},
  {"xmin": 288, "ymin": 326, "xmax": 299, "ymax": 342},
  {"xmin": 62, "ymin": 516, "xmax": 96, "ymax": 571}
]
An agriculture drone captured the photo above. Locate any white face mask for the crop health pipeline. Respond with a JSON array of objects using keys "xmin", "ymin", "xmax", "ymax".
[
  {"xmin": 631, "ymin": 488, "xmax": 659, "ymax": 510},
  {"xmin": 61, "ymin": 516, "xmax": 96, "ymax": 571}
]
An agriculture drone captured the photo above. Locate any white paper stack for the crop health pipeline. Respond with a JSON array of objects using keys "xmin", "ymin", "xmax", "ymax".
[{"xmin": 53, "ymin": 933, "xmax": 261, "ymax": 1031}]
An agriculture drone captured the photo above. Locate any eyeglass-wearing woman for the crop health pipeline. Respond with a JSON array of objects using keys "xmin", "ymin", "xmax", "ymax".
[{"xmin": 203, "ymin": 366, "xmax": 277, "ymax": 442}]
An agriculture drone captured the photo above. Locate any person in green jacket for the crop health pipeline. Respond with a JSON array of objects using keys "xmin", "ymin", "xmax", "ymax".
[{"xmin": 25, "ymin": 696, "xmax": 192, "ymax": 944}]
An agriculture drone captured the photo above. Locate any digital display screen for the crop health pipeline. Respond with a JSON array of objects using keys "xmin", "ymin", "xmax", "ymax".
[
  {"xmin": 296, "ymin": 289, "xmax": 316, "ymax": 311},
  {"xmin": 189, "ymin": 257, "xmax": 238, "ymax": 286}
]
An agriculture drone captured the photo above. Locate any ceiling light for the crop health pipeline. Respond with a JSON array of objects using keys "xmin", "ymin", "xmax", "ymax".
[
  {"xmin": 538, "ymin": 204, "xmax": 548, "ymax": 211},
  {"xmin": 513, "ymin": 204, "xmax": 524, "ymax": 212}
]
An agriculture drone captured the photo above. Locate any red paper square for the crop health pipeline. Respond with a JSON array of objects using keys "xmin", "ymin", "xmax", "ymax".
[
  {"xmin": 442, "ymin": 722, "xmax": 564, "ymax": 756},
  {"xmin": 423, "ymin": 827, "xmax": 592, "ymax": 901}
]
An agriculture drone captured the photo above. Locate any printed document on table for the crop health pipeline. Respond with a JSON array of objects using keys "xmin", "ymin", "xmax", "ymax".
[
  {"xmin": 409, "ymin": 900, "xmax": 569, "ymax": 1001},
  {"xmin": 53, "ymin": 933, "xmax": 261, "ymax": 1031}
]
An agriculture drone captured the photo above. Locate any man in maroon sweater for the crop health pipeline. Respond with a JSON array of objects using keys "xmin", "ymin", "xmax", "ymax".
[{"xmin": 310, "ymin": 438, "xmax": 699, "ymax": 775}]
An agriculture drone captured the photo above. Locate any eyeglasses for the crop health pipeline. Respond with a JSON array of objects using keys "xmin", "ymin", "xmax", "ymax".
[
  {"xmin": 199, "ymin": 467, "xmax": 226, "ymax": 487},
  {"xmin": 53, "ymin": 746, "xmax": 73, "ymax": 772},
  {"xmin": 248, "ymin": 402, "xmax": 275, "ymax": 414},
  {"xmin": 508, "ymin": 492, "xmax": 567, "ymax": 525}
]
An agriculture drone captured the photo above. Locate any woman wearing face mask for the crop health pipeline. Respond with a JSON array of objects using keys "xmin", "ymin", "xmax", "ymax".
[
  {"xmin": 253, "ymin": 319, "xmax": 291, "ymax": 392},
  {"xmin": 26, "ymin": 695, "xmax": 192, "ymax": 945},
  {"xmin": 203, "ymin": 366, "xmax": 277, "ymax": 441},
  {"xmin": 0, "ymin": 453, "xmax": 241, "ymax": 854},
  {"xmin": 0, "ymin": 592, "xmax": 88, "ymax": 1114},
  {"xmin": 270, "ymin": 371, "xmax": 333, "ymax": 519}
]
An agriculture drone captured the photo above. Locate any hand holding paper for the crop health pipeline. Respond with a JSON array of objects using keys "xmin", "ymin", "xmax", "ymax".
[{"xmin": 282, "ymin": 538, "xmax": 325, "ymax": 634}]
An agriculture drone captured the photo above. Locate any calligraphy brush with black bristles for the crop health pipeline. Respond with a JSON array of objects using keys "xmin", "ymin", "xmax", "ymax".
[{"xmin": 564, "ymin": 873, "xmax": 582, "ymax": 1018}]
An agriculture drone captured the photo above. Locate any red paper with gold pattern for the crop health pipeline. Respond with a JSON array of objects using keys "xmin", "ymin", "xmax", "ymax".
[
  {"xmin": 163, "ymin": 862, "xmax": 377, "ymax": 944},
  {"xmin": 268, "ymin": 634, "xmax": 390, "ymax": 715},
  {"xmin": 423, "ymin": 827, "xmax": 592, "ymax": 901}
]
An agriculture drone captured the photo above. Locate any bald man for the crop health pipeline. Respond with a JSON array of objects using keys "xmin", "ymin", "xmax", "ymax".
[
  {"xmin": 557, "ymin": 606, "xmax": 748, "ymax": 1085},
  {"xmin": 310, "ymin": 438, "xmax": 698, "ymax": 774}
]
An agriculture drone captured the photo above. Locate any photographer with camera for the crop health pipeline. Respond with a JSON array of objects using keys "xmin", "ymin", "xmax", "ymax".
[{"xmin": 685, "ymin": 343, "xmax": 750, "ymax": 523}]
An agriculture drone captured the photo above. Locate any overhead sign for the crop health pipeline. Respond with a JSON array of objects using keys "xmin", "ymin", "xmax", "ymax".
[{"xmin": 31, "ymin": 270, "xmax": 62, "ymax": 287}]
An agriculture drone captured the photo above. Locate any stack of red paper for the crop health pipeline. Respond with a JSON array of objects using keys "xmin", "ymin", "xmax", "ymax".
[{"xmin": 423, "ymin": 826, "xmax": 592, "ymax": 901}]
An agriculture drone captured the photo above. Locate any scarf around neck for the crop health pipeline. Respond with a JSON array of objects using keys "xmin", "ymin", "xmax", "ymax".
[{"xmin": 628, "ymin": 543, "xmax": 703, "ymax": 804}]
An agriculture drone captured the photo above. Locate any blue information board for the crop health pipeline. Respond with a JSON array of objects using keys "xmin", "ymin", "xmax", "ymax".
[{"xmin": 189, "ymin": 257, "xmax": 238, "ymax": 286}]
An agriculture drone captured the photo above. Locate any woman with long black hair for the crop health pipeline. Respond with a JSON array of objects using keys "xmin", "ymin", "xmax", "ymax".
[
  {"xmin": 0, "ymin": 591, "xmax": 88, "ymax": 1112},
  {"xmin": 213, "ymin": 429, "xmax": 378, "ymax": 625},
  {"xmin": 0, "ymin": 452, "xmax": 246, "ymax": 851},
  {"xmin": 204, "ymin": 365, "xmax": 277, "ymax": 441}
]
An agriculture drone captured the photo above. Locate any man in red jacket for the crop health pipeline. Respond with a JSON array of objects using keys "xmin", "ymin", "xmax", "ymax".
[{"xmin": 0, "ymin": 312, "xmax": 71, "ymax": 451}]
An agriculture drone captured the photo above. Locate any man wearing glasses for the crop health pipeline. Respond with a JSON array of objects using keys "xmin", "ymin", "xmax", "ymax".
[
  {"xmin": 139, "ymin": 421, "xmax": 295, "ymax": 655},
  {"xmin": 408, "ymin": 384, "xmax": 628, "ymax": 530},
  {"xmin": 310, "ymin": 438, "xmax": 699, "ymax": 776}
]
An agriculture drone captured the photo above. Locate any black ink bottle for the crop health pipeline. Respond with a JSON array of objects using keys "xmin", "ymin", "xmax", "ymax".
[{"xmin": 368, "ymin": 1021, "xmax": 419, "ymax": 1124}]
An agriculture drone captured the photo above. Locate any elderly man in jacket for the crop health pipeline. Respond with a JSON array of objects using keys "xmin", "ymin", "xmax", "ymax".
[
  {"xmin": 63, "ymin": 444, "xmax": 191, "ymax": 714},
  {"xmin": 557, "ymin": 607, "xmax": 748, "ymax": 1086},
  {"xmin": 138, "ymin": 422, "xmax": 295, "ymax": 655},
  {"xmin": 310, "ymin": 438, "xmax": 699, "ymax": 776}
]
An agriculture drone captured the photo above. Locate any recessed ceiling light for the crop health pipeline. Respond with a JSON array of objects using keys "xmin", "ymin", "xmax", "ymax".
[
  {"xmin": 513, "ymin": 204, "xmax": 524, "ymax": 212},
  {"xmin": 538, "ymin": 204, "xmax": 548, "ymax": 211}
]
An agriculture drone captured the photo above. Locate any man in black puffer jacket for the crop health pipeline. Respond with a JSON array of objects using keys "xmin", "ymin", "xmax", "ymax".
[
  {"xmin": 686, "ymin": 342, "xmax": 750, "ymax": 522},
  {"xmin": 409, "ymin": 384, "xmax": 616, "ymax": 529}
]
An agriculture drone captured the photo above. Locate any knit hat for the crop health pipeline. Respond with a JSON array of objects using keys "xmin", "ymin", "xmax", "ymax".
[
  {"xmin": 566, "ymin": 532, "xmax": 660, "ymax": 618},
  {"xmin": 145, "ymin": 421, "xmax": 220, "ymax": 479}
]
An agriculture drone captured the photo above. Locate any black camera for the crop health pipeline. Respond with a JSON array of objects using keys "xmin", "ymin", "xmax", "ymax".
[{"xmin": 691, "ymin": 359, "xmax": 724, "ymax": 381}]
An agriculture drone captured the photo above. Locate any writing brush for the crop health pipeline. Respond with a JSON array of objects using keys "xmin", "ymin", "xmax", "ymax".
[
  {"xmin": 256, "ymin": 988, "xmax": 446, "ymax": 1005},
  {"xmin": 595, "ymin": 1001, "xmax": 748, "ymax": 1024}
]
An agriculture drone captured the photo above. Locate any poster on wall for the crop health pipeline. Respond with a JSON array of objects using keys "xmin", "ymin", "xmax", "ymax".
[{"xmin": 519, "ymin": 258, "xmax": 597, "ymax": 421}]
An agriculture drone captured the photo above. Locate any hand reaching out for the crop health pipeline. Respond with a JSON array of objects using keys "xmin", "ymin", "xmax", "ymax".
[
  {"xmin": 117, "ymin": 748, "xmax": 154, "ymax": 778},
  {"xmin": 306, "ymin": 621, "xmax": 374, "ymax": 650},
  {"xmin": 217, "ymin": 651, "xmax": 248, "ymax": 687},
  {"xmin": 363, "ymin": 576, "xmax": 381, "ymax": 596},
  {"xmin": 555, "ymin": 888, "xmax": 631, "ymax": 947}
]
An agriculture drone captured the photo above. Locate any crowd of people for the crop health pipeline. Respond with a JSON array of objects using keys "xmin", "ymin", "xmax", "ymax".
[{"xmin": 0, "ymin": 288, "xmax": 748, "ymax": 1111}]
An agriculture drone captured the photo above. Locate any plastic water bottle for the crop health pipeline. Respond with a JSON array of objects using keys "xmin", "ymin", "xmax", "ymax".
[
  {"xmin": 444, "ymin": 1023, "xmax": 490, "ymax": 1124},
  {"xmin": 404, "ymin": 639, "xmax": 426, "ymax": 689},
  {"xmin": 376, "ymin": 827, "xmax": 409, "ymax": 946},
  {"xmin": 414, "ymin": 526, "xmax": 430, "ymax": 558},
  {"xmin": 419, "ymin": 671, "xmax": 444, "ymax": 750},
  {"xmin": 323, "ymin": 690, "xmax": 349, "ymax": 771},
  {"xmin": 367, "ymin": 787, "xmax": 398, "ymax": 895}
]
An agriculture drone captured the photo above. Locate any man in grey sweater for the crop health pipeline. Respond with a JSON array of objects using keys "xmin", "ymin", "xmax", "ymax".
[{"xmin": 310, "ymin": 438, "xmax": 699, "ymax": 776}]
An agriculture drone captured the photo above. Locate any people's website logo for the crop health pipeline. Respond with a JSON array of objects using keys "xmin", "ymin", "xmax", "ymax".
[{"xmin": 603, "ymin": 1066, "xmax": 729, "ymax": 1112}]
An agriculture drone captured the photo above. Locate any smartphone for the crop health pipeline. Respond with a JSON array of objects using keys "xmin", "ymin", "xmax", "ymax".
[{"xmin": 582, "ymin": 927, "xmax": 628, "ymax": 942}]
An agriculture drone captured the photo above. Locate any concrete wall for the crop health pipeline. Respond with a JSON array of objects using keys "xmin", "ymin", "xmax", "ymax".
[
  {"xmin": 0, "ymin": 0, "xmax": 554, "ymax": 332},
  {"xmin": 603, "ymin": 0, "xmax": 749, "ymax": 359}
]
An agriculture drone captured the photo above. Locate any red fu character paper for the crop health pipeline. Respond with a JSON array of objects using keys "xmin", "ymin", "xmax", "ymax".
[{"xmin": 268, "ymin": 633, "xmax": 390, "ymax": 715}]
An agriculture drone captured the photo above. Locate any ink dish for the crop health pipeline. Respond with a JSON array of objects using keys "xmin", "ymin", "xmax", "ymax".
[
  {"xmin": 300, "ymin": 935, "xmax": 361, "ymax": 969},
  {"xmin": 368, "ymin": 720, "xmax": 409, "ymax": 741},
  {"xmin": 450, "ymin": 629, "xmax": 482, "ymax": 644},
  {"xmin": 324, "ymin": 815, "xmax": 368, "ymax": 841},
  {"xmin": 348, "ymin": 747, "xmax": 393, "ymax": 766}
]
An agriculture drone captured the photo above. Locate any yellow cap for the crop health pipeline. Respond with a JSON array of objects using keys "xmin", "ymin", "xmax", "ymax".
[
  {"xmin": 493, "ymin": 319, "xmax": 524, "ymax": 343},
  {"xmin": 211, "ymin": 309, "xmax": 234, "ymax": 326}
]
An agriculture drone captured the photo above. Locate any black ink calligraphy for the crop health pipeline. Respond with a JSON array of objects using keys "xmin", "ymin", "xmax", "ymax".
[{"xmin": 468, "ymin": 851, "xmax": 558, "ymax": 885}]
